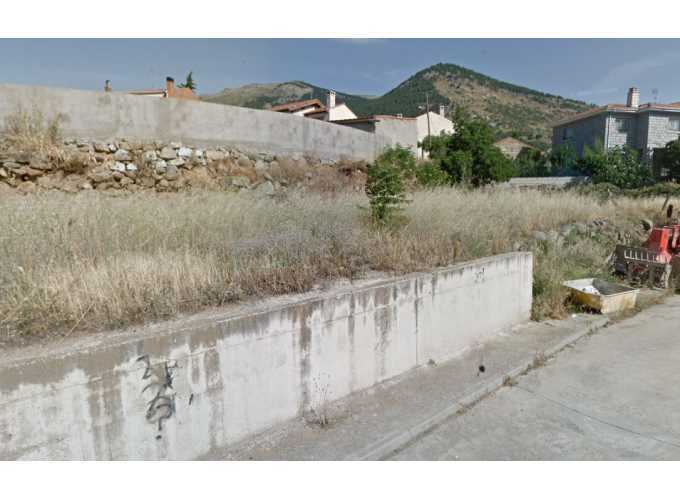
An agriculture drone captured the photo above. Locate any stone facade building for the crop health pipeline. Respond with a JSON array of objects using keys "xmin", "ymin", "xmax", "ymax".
[{"xmin": 552, "ymin": 87, "xmax": 680, "ymax": 160}]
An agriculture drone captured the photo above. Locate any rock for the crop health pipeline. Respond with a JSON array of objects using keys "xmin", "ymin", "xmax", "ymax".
[
  {"xmin": 165, "ymin": 164, "xmax": 179, "ymax": 181},
  {"xmin": 205, "ymin": 150, "xmax": 225, "ymax": 162},
  {"xmin": 169, "ymin": 142, "xmax": 182, "ymax": 149},
  {"xmin": 113, "ymin": 149, "xmax": 131, "ymax": 162},
  {"xmin": 17, "ymin": 181, "xmax": 37, "ymax": 195},
  {"xmin": 159, "ymin": 147, "xmax": 176, "ymax": 160},
  {"xmin": 154, "ymin": 160, "xmax": 167, "ymax": 174},
  {"xmin": 37, "ymin": 175, "xmax": 59, "ymax": 189},
  {"xmin": 559, "ymin": 224, "xmax": 575, "ymax": 237},
  {"xmin": 30, "ymin": 156, "xmax": 52, "ymax": 170},
  {"xmin": 547, "ymin": 230, "xmax": 559, "ymax": 242},
  {"xmin": 61, "ymin": 174, "xmax": 85, "ymax": 193},
  {"xmin": 3, "ymin": 161, "xmax": 21, "ymax": 170},
  {"xmin": 230, "ymin": 165, "xmax": 258, "ymax": 183},
  {"xmin": 168, "ymin": 158, "xmax": 185, "ymax": 168},
  {"xmin": 112, "ymin": 171, "xmax": 125, "ymax": 181},
  {"xmin": 126, "ymin": 163, "xmax": 138, "ymax": 172},
  {"xmin": 108, "ymin": 143, "xmax": 118, "ymax": 153},
  {"xmin": 178, "ymin": 147, "xmax": 193, "ymax": 158},
  {"xmin": 89, "ymin": 166, "xmax": 113, "ymax": 183},
  {"xmin": 143, "ymin": 151, "xmax": 158, "ymax": 162},
  {"xmin": 532, "ymin": 231, "xmax": 548, "ymax": 242},
  {"xmin": 119, "ymin": 177, "xmax": 133, "ymax": 187},
  {"xmin": 138, "ymin": 176, "xmax": 156, "ymax": 188},
  {"xmin": 254, "ymin": 180, "xmax": 275, "ymax": 196},
  {"xmin": 237, "ymin": 156, "xmax": 253, "ymax": 168},
  {"xmin": 158, "ymin": 179, "xmax": 170, "ymax": 188},
  {"xmin": 110, "ymin": 162, "xmax": 126, "ymax": 172},
  {"xmin": 574, "ymin": 222, "xmax": 589, "ymax": 234},
  {"xmin": 94, "ymin": 153, "xmax": 108, "ymax": 163},
  {"xmin": 80, "ymin": 181, "xmax": 93, "ymax": 190},
  {"xmin": 231, "ymin": 176, "xmax": 251, "ymax": 189},
  {"xmin": 94, "ymin": 142, "xmax": 109, "ymax": 153},
  {"xmin": 194, "ymin": 149, "xmax": 204, "ymax": 159},
  {"xmin": 0, "ymin": 168, "xmax": 6, "ymax": 179}
]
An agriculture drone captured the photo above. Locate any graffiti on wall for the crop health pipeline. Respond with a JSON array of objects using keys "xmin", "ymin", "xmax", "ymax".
[{"xmin": 136, "ymin": 354, "xmax": 178, "ymax": 438}]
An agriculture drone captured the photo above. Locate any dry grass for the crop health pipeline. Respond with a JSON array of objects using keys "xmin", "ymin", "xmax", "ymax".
[
  {"xmin": 2, "ymin": 107, "xmax": 62, "ymax": 154},
  {"xmin": 0, "ymin": 187, "xmax": 665, "ymax": 344}
]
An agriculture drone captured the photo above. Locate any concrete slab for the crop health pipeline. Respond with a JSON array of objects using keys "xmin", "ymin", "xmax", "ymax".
[
  {"xmin": 391, "ymin": 295, "xmax": 680, "ymax": 460},
  {"xmin": 208, "ymin": 314, "xmax": 606, "ymax": 460}
]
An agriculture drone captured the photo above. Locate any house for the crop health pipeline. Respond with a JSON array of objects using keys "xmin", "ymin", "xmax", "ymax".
[
  {"xmin": 336, "ymin": 105, "xmax": 454, "ymax": 158},
  {"xmin": 552, "ymin": 87, "xmax": 680, "ymax": 159},
  {"xmin": 128, "ymin": 77, "xmax": 198, "ymax": 100},
  {"xmin": 271, "ymin": 90, "xmax": 357, "ymax": 122},
  {"xmin": 494, "ymin": 137, "xmax": 536, "ymax": 160}
]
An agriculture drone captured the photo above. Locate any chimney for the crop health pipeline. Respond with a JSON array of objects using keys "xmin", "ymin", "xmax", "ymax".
[
  {"xmin": 396, "ymin": 113, "xmax": 403, "ymax": 119},
  {"xmin": 439, "ymin": 105, "xmax": 446, "ymax": 116},
  {"xmin": 327, "ymin": 90, "xmax": 336, "ymax": 109},
  {"xmin": 166, "ymin": 77, "xmax": 175, "ymax": 98},
  {"xmin": 627, "ymin": 87, "xmax": 640, "ymax": 108},
  {"xmin": 104, "ymin": 80, "xmax": 112, "ymax": 92}
]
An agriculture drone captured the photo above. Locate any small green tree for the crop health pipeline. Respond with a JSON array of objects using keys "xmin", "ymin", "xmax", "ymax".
[
  {"xmin": 654, "ymin": 139, "xmax": 680, "ymax": 182},
  {"xmin": 550, "ymin": 143, "xmax": 577, "ymax": 175},
  {"xmin": 578, "ymin": 143, "xmax": 652, "ymax": 189},
  {"xmin": 514, "ymin": 148, "xmax": 551, "ymax": 177},
  {"xmin": 178, "ymin": 71, "xmax": 196, "ymax": 91},
  {"xmin": 365, "ymin": 146, "xmax": 410, "ymax": 224},
  {"xmin": 422, "ymin": 107, "xmax": 516, "ymax": 186},
  {"xmin": 415, "ymin": 160, "xmax": 450, "ymax": 187}
]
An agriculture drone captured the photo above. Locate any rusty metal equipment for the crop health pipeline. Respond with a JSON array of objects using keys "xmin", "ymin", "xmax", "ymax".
[{"xmin": 614, "ymin": 205, "xmax": 680, "ymax": 288}]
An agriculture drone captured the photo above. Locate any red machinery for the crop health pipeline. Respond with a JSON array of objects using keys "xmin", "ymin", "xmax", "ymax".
[{"xmin": 614, "ymin": 207, "xmax": 680, "ymax": 288}]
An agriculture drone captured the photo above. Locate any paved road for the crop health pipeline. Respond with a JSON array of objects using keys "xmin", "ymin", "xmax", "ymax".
[{"xmin": 391, "ymin": 296, "xmax": 680, "ymax": 460}]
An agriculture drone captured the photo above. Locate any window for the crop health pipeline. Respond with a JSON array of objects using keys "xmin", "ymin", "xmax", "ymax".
[
  {"xmin": 615, "ymin": 118, "xmax": 631, "ymax": 132},
  {"xmin": 669, "ymin": 118, "xmax": 680, "ymax": 131},
  {"xmin": 562, "ymin": 128, "xmax": 574, "ymax": 141}
]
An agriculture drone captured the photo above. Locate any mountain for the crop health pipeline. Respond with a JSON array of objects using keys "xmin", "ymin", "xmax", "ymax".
[{"xmin": 202, "ymin": 63, "xmax": 595, "ymax": 150}]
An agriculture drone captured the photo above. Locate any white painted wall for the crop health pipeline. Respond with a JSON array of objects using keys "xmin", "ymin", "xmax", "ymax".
[
  {"xmin": 328, "ymin": 103, "xmax": 357, "ymax": 122},
  {"xmin": 0, "ymin": 253, "xmax": 532, "ymax": 460},
  {"xmin": 416, "ymin": 112, "xmax": 454, "ymax": 158}
]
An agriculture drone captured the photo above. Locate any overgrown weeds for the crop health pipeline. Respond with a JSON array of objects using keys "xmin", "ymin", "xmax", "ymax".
[
  {"xmin": 2, "ymin": 107, "xmax": 62, "ymax": 154},
  {"xmin": 0, "ymin": 187, "xmax": 664, "ymax": 344}
]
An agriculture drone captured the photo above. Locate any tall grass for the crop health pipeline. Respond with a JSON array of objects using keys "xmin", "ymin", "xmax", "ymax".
[
  {"xmin": 2, "ymin": 107, "xmax": 62, "ymax": 154},
  {"xmin": 0, "ymin": 188, "xmax": 664, "ymax": 343}
]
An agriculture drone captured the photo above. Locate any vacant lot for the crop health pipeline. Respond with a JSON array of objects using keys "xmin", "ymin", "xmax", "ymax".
[{"xmin": 0, "ymin": 188, "xmax": 662, "ymax": 344}]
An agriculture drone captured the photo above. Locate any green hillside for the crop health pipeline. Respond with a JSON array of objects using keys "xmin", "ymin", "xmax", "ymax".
[{"xmin": 202, "ymin": 63, "xmax": 595, "ymax": 150}]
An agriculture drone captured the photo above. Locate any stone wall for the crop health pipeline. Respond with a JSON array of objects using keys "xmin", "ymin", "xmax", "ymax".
[
  {"xmin": 0, "ymin": 253, "xmax": 533, "ymax": 460},
  {"xmin": 0, "ymin": 138, "xmax": 368, "ymax": 195}
]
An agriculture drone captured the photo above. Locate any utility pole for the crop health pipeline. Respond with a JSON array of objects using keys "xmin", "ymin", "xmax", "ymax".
[{"xmin": 426, "ymin": 92, "xmax": 431, "ymax": 154}]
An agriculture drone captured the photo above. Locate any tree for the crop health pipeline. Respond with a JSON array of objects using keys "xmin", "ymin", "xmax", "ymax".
[
  {"xmin": 550, "ymin": 142, "xmax": 577, "ymax": 175},
  {"xmin": 514, "ymin": 148, "xmax": 551, "ymax": 177},
  {"xmin": 422, "ymin": 107, "xmax": 516, "ymax": 185},
  {"xmin": 577, "ymin": 143, "xmax": 652, "ymax": 189},
  {"xmin": 365, "ymin": 146, "xmax": 411, "ymax": 225},
  {"xmin": 178, "ymin": 71, "xmax": 196, "ymax": 91},
  {"xmin": 654, "ymin": 139, "xmax": 680, "ymax": 182}
]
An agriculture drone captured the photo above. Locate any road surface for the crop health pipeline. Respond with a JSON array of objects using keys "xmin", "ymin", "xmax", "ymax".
[{"xmin": 391, "ymin": 296, "xmax": 680, "ymax": 460}]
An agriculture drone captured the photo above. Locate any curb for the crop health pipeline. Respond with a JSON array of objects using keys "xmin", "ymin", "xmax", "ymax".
[{"xmin": 346, "ymin": 316, "xmax": 609, "ymax": 461}]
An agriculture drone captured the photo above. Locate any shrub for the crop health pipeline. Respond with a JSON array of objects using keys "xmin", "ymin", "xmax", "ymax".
[
  {"xmin": 653, "ymin": 139, "xmax": 680, "ymax": 182},
  {"xmin": 415, "ymin": 160, "xmax": 450, "ymax": 188},
  {"xmin": 2, "ymin": 107, "xmax": 62, "ymax": 154},
  {"xmin": 577, "ymin": 144, "xmax": 652, "ymax": 189},
  {"xmin": 365, "ymin": 146, "xmax": 410, "ymax": 224},
  {"xmin": 514, "ymin": 148, "xmax": 551, "ymax": 177},
  {"xmin": 422, "ymin": 107, "xmax": 516, "ymax": 186},
  {"xmin": 550, "ymin": 143, "xmax": 577, "ymax": 175}
]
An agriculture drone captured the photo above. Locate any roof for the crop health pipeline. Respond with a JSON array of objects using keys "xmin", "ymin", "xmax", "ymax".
[
  {"xmin": 555, "ymin": 102, "xmax": 680, "ymax": 127},
  {"xmin": 494, "ymin": 137, "xmax": 535, "ymax": 149},
  {"xmin": 270, "ymin": 98, "xmax": 325, "ymax": 113},
  {"xmin": 334, "ymin": 114, "xmax": 416, "ymax": 125}
]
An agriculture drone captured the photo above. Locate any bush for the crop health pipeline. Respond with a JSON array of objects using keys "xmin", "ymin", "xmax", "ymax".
[
  {"xmin": 653, "ymin": 139, "xmax": 680, "ymax": 182},
  {"xmin": 365, "ymin": 146, "xmax": 410, "ymax": 224},
  {"xmin": 422, "ymin": 107, "xmax": 516, "ymax": 186},
  {"xmin": 550, "ymin": 143, "xmax": 577, "ymax": 175},
  {"xmin": 577, "ymin": 144, "xmax": 652, "ymax": 189},
  {"xmin": 514, "ymin": 148, "xmax": 551, "ymax": 177},
  {"xmin": 415, "ymin": 160, "xmax": 450, "ymax": 187},
  {"xmin": 2, "ymin": 107, "xmax": 62, "ymax": 154}
]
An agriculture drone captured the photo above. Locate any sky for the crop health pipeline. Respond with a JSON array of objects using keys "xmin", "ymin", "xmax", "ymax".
[{"xmin": 2, "ymin": 38, "xmax": 680, "ymax": 105}]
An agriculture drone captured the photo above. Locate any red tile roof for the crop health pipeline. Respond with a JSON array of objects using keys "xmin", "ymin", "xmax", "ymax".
[{"xmin": 270, "ymin": 98, "xmax": 325, "ymax": 113}]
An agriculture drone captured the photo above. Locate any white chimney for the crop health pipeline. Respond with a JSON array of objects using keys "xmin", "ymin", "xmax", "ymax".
[
  {"xmin": 327, "ymin": 90, "xmax": 336, "ymax": 109},
  {"xmin": 439, "ymin": 105, "xmax": 446, "ymax": 116},
  {"xmin": 627, "ymin": 87, "xmax": 640, "ymax": 108},
  {"xmin": 396, "ymin": 113, "xmax": 403, "ymax": 119}
]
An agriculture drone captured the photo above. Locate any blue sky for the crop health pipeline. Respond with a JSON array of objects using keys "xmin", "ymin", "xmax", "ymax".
[{"xmin": 2, "ymin": 39, "xmax": 680, "ymax": 105}]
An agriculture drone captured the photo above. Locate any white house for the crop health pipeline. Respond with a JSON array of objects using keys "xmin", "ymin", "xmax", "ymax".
[{"xmin": 271, "ymin": 90, "xmax": 357, "ymax": 122}]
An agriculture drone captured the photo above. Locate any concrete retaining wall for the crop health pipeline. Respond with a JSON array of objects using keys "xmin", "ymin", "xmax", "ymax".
[
  {"xmin": 0, "ymin": 84, "xmax": 385, "ymax": 162},
  {"xmin": 0, "ymin": 253, "xmax": 532, "ymax": 460}
]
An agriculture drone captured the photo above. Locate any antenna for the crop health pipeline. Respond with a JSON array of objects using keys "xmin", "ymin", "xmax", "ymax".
[{"xmin": 652, "ymin": 88, "xmax": 659, "ymax": 103}]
